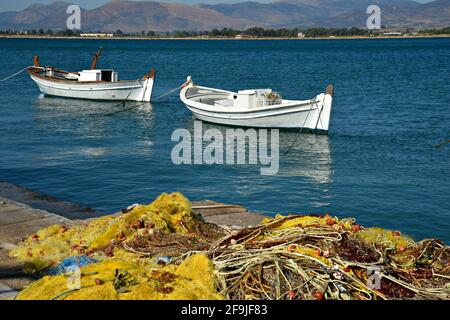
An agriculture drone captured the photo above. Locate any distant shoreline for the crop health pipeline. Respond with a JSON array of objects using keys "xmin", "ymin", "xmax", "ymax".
[{"xmin": 1, "ymin": 34, "xmax": 450, "ymax": 41}]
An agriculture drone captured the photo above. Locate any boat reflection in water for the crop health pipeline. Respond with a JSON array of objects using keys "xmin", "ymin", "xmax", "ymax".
[
  {"xmin": 279, "ymin": 132, "xmax": 333, "ymax": 184},
  {"xmin": 179, "ymin": 119, "xmax": 333, "ymax": 212},
  {"xmin": 270, "ymin": 131, "xmax": 333, "ymax": 210},
  {"xmin": 31, "ymin": 96, "xmax": 155, "ymax": 165},
  {"xmin": 33, "ymin": 94, "xmax": 154, "ymax": 116},
  {"xmin": 182, "ymin": 119, "xmax": 333, "ymax": 184}
]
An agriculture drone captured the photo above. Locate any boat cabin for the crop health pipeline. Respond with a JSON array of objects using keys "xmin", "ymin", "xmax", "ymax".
[
  {"xmin": 39, "ymin": 68, "xmax": 119, "ymax": 83},
  {"xmin": 78, "ymin": 70, "xmax": 118, "ymax": 82}
]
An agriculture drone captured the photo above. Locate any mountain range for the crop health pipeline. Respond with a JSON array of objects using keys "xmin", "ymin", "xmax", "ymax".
[{"xmin": 0, "ymin": 0, "xmax": 449, "ymax": 32}]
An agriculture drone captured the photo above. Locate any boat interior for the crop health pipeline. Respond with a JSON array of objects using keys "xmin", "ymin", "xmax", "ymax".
[
  {"xmin": 185, "ymin": 86, "xmax": 231, "ymax": 106},
  {"xmin": 30, "ymin": 67, "xmax": 76, "ymax": 81},
  {"xmin": 185, "ymin": 85, "xmax": 286, "ymax": 108},
  {"xmin": 29, "ymin": 67, "xmax": 119, "ymax": 83}
]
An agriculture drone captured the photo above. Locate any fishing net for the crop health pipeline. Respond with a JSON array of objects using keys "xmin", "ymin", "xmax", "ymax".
[
  {"xmin": 16, "ymin": 254, "xmax": 222, "ymax": 300},
  {"xmin": 208, "ymin": 215, "xmax": 450, "ymax": 300},
  {"xmin": 10, "ymin": 192, "xmax": 203, "ymax": 272},
  {"xmin": 10, "ymin": 194, "xmax": 450, "ymax": 300}
]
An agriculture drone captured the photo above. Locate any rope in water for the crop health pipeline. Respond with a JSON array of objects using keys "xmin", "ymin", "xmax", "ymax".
[
  {"xmin": 103, "ymin": 102, "xmax": 147, "ymax": 116},
  {"xmin": 434, "ymin": 139, "xmax": 450, "ymax": 148}
]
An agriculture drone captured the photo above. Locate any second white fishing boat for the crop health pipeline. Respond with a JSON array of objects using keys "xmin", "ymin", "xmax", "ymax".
[{"xmin": 180, "ymin": 76, "xmax": 334, "ymax": 132}]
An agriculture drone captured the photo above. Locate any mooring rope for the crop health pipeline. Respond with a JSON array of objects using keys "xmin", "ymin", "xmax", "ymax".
[
  {"xmin": 103, "ymin": 83, "xmax": 186, "ymax": 116},
  {"xmin": 152, "ymin": 84, "xmax": 185, "ymax": 101},
  {"xmin": 0, "ymin": 65, "xmax": 34, "ymax": 82},
  {"xmin": 109, "ymin": 78, "xmax": 142, "ymax": 109},
  {"xmin": 284, "ymin": 100, "xmax": 315, "ymax": 155}
]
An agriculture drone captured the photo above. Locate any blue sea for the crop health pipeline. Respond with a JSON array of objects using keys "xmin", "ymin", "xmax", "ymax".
[{"xmin": 0, "ymin": 38, "xmax": 449, "ymax": 242}]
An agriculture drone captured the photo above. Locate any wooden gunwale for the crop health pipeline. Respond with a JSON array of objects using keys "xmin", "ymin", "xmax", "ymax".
[{"xmin": 27, "ymin": 67, "xmax": 142, "ymax": 85}]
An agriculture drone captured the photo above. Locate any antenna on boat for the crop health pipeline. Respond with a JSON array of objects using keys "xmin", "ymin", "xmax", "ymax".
[{"xmin": 91, "ymin": 47, "xmax": 103, "ymax": 70}]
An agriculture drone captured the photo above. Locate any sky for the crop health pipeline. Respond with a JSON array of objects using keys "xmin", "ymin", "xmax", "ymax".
[{"xmin": 0, "ymin": 0, "xmax": 435, "ymax": 12}]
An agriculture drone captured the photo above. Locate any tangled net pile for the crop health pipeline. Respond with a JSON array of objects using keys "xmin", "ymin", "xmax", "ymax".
[
  {"xmin": 10, "ymin": 193, "xmax": 450, "ymax": 300},
  {"xmin": 208, "ymin": 215, "xmax": 449, "ymax": 300}
]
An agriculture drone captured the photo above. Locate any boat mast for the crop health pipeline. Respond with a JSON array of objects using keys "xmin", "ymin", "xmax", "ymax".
[
  {"xmin": 33, "ymin": 56, "xmax": 40, "ymax": 67},
  {"xmin": 90, "ymin": 47, "xmax": 103, "ymax": 70}
]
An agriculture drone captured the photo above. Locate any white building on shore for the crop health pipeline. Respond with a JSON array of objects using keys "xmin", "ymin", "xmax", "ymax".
[
  {"xmin": 383, "ymin": 32, "xmax": 403, "ymax": 36},
  {"xmin": 235, "ymin": 34, "xmax": 252, "ymax": 39},
  {"xmin": 80, "ymin": 33, "xmax": 114, "ymax": 38}
]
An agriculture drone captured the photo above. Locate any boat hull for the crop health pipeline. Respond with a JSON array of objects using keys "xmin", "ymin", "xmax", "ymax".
[
  {"xmin": 29, "ymin": 73, "xmax": 154, "ymax": 102},
  {"xmin": 186, "ymin": 104, "xmax": 324, "ymax": 131}
]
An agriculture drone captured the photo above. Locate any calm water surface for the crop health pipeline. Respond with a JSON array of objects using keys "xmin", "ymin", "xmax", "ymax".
[{"xmin": 0, "ymin": 38, "xmax": 449, "ymax": 242}]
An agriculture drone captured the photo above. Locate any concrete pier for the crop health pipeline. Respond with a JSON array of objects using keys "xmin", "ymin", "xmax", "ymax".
[
  {"xmin": 0, "ymin": 196, "xmax": 74, "ymax": 244},
  {"xmin": 0, "ymin": 196, "xmax": 77, "ymax": 294}
]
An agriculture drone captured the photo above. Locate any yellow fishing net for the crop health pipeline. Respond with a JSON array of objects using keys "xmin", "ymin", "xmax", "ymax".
[
  {"xmin": 10, "ymin": 192, "xmax": 197, "ymax": 272},
  {"xmin": 355, "ymin": 227, "xmax": 415, "ymax": 251},
  {"xmin": 16, "ymin": 254, "xmax": 222, "ymax": 300},
  {"xmin": 261, "ymin": 213, "xmax": 355, "ymax": 231}
]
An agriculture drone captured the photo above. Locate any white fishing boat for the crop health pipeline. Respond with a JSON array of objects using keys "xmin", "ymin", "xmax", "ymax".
[
  {"xmin": 27, "ymin": 47, "xmax": 155, "ymax": 102},
  {"xmin": 180, "ymin": 77, "xmax": 334, "ymax": 132}
]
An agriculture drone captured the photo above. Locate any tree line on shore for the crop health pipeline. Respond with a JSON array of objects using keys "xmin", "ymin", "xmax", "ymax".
[
  {"xmin": 1, "ymin": 26, "xmax": 449, "ymax": 38},
  {"xmin": 425, "ymin": 26, "xmax": 450, "ymax": 34}
]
